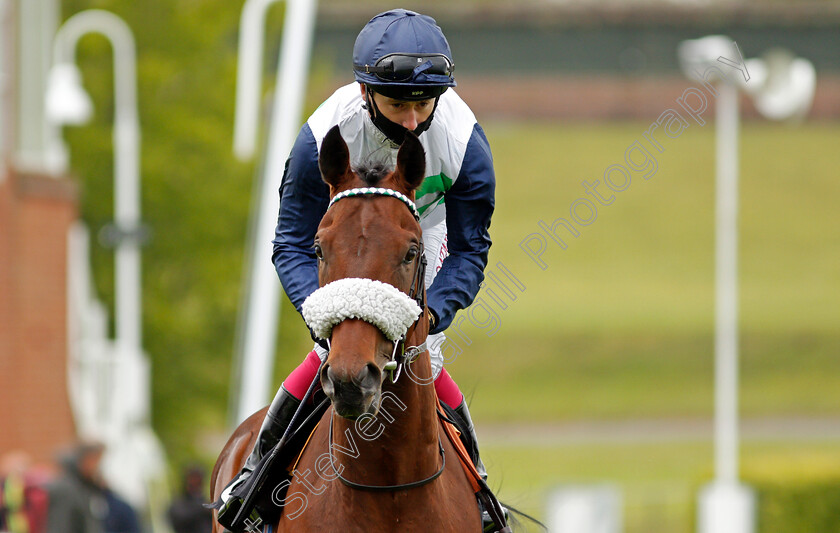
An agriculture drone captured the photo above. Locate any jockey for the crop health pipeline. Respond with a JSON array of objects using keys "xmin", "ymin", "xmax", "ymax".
[{"xmin": 220, "ymin": 8, "xmax": 501, "ymax": 529}]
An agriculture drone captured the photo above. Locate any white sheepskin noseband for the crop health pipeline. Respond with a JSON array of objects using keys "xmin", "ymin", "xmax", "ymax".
[{"xmin": 302, "ymin": 278, "xmax": 422, "ymax": 342}]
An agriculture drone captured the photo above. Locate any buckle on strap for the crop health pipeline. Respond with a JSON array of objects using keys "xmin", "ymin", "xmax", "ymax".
[
  {"xmin": 404, "ymin": 341, "xmax": 427, "ymax": 362},
  {"xmin": 384, "ymin": 338, "xmax": 428, "ymax": 383}
]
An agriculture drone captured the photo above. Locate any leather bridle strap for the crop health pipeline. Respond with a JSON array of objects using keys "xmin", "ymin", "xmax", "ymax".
[
  {"xmin": 409, "ymin": 239, "xmax": 427, "ymax": 310},
  {"xmin": 385, "ymin": 238, "xmax": 427, "ymax": 383}
]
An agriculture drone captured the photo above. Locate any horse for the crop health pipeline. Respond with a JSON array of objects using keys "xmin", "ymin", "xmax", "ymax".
[{"xmin": 210, "ymin": 125, "xmax": 483, "ymax": 532}]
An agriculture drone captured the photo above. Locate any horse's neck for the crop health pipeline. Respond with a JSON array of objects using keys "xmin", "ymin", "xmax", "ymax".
[
  {"xmin": 331, "ymin": 353, "xmax": 440, "ymax": 485},
  {"xmin": 381, "ymin": 359, "xmax": 439, "ymax": 443}
]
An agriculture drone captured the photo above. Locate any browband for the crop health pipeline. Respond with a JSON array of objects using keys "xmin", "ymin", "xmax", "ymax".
[{"xmin": 328, "ymin": 187, "xmax": 420, "ymax": 220}]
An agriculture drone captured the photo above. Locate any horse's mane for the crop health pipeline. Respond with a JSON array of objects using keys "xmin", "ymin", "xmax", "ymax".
[{"xmin": 353, "ymin": 161, "xmax": 391, "ymax": 187}]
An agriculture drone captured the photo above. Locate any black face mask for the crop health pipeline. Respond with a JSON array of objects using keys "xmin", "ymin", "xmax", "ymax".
[{"xmin": 365, "ymin": 89, "xmax": 440, "ymax": 145}]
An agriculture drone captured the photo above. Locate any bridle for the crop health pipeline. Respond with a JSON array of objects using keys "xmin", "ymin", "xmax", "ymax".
[
  {"xmin": 323, "ymin": 186, "xmax": 444, "ymax": 493},
  {"xmin": 324, "ymin": 187, "xmax": 429, "ymax": 383},
  {"xmin": 383, "ymin": 236, "xmax": 427, "ymax": 382}
]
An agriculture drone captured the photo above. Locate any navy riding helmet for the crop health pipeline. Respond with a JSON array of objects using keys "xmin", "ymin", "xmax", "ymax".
[
  {"xmin": 353, "ymin": 10, "xmax": 456, "ymax": 143},
  {"xmin": 353, "ymin": 9, "xmax": 456, "ymax": 101}
]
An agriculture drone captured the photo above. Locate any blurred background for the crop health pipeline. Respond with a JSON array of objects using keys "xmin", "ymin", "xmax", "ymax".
[{"xmin": 1, "ymin": 0, "xmax": 839, "ymax": 532}]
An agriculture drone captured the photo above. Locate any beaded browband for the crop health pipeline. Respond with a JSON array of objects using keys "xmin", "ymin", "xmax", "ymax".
[{"xmin": 328, "ymin": 187, "xmax": 420, "ymax": 220}]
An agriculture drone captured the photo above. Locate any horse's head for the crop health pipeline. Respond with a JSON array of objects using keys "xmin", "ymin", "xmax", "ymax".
[{"xmin": 305, "ymin": 125, "xmax": 428, "ymax": 419}]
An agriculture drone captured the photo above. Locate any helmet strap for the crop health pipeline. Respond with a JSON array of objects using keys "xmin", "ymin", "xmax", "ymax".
[
  {"xmin": 364, "ymin": 85, "xmax": 440, "ymax": 145},
  {"xmin": 414, "ymin": 95, "xmax": 441, "ymax": 136}
]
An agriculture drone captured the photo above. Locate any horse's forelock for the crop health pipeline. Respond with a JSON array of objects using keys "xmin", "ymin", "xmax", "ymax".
[{"xmin": 353, "ymin": 162, "xmax": 391, "ymax": 187}]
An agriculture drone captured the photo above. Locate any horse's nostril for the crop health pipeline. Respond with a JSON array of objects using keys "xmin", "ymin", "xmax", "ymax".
[
  {"xmin": 357, "ymin": 363, "xmax": 381, "ymax": 393},
  {"xmin": 320, "ymin": 364, "xmax": 335, "ymax": 397}
]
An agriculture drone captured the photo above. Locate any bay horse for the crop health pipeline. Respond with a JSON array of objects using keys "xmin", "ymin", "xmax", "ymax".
[{"xmin": 211, "ymin": 125, "xmax": 483, "ymax": 532}]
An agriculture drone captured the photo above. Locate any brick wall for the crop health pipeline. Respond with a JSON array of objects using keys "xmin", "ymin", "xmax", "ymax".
[{"xmin": 0, "ymin": 170, "xmax": 78, "ymax": 464}]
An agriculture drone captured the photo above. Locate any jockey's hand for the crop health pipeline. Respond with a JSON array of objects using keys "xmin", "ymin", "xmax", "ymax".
[
  {"xmin": 428, "ymin": 309, "xmax": 438, "ymax": 333},
  {"xmin": 309, "ymin": 327, "xmax": 330, "ymax": 351}
]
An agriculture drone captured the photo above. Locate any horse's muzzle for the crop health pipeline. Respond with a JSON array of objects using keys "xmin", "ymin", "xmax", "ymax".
[{"xmin": 320, "ymin": 361, "xmax": 382, "ymax": 419}]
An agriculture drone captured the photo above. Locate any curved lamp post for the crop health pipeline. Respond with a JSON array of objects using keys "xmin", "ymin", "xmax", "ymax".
[
  {"xmin": 46, "ymin": 11, "xmax": 168, "ymax": 517},
  {"xmin": 46, "ymin": 9, "xmax": 143, "ymax": 355}
]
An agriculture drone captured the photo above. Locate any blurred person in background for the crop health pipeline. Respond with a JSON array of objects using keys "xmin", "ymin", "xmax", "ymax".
[
  {"xmin": 167, "ymin": 465, "xmax": 211, "ymax": 533},
  {"xmin": 101, "ymin": 488, "xmax": 140, "ymax": 533},
  {"xmin": 0, "ymin": 451, "xmax": 49, "ymax": 533},
  {"xmin": 45, "ymin": 442, "xmax": 107, "ymax": 533}
]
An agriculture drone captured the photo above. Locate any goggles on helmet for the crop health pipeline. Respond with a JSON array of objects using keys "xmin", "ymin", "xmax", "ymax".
[{"xmin": 354, "ymin": 53, "xmax": 454, "ymax": 83}]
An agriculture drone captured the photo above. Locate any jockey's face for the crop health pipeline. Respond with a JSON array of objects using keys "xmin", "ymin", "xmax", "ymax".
[{"xmin": 361, "ymin": 84, "xmax": 434, "ymax": 131}]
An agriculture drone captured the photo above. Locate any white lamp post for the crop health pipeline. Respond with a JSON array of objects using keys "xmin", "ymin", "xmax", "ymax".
[
  {"xmin": 678, "ymin": 36, "xmax": 815, "ymax": 533},
  {"xmin": 47, "ymin": 9, "xmax": 143, "ymax": 355},
  {"xmin": 231, "ymin": 0, "xmax": 318, "ymax": 424}
]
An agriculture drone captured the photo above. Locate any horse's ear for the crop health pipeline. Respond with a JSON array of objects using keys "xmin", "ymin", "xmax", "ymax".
[
  {"xmin": 395, "ymin": 131, "xmax": 426, "ymax": 193},
  {"xmin": 319, "ymin": 125, "xmax": 351, "ymax": 190}
]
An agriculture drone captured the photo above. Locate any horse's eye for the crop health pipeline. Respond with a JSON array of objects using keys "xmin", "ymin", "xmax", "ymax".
[
  {"xmin": 314, "ymin": 244, "xmax": 324, "ymax": 260},
  {"xmin": 404, "ymin": 247, "xmax": 418, "ymax": 264}
]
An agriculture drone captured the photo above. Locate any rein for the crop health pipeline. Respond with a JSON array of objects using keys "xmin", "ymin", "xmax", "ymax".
[{"xmin": 327, "ymin": 410, "xmax": 446, "ymax": 492}]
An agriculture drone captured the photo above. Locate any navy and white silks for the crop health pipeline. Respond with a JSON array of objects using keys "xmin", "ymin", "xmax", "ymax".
[{"xmin": 272, "ymin": 83, "xmax": 495, "ymax": 377}]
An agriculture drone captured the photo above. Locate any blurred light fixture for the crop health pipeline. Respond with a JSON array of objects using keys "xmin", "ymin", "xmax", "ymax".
[
  {"xmin": 743, "ymin": 49, "xmax": 816, "ymax": 121},
  {"xmin": 679, "ymin": 35, "xmax": 816, "ymax": 121},
  {"xmin": 677, "ymin": 35, "xmax": 742, "ymax": 83},
  {"xmin": 45, "ymin": 62, "xmax": 93, "ymax": 125}
]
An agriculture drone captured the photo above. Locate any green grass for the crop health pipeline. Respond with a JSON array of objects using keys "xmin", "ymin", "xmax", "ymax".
[
  {"xmin": 481, "ymin": 440, "xmax": 840, "ymax": 533},
  {"xmin": 450, "ymin": 332, "xmax": 840, "ymax": 422},
  {"xmin": 434, "ymin": 120, "xmax": 840, "ymax": 422},
  {"xmin": 437, "ymin": 120, "xmax": 840, "ymax": 533},
  {"xmin": 481, "ymin": 120, "xmax": 840, "ymax": 336}
]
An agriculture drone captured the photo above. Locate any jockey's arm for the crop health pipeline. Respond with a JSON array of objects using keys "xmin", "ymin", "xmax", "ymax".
[
  {"xmin": 272, "ymin": 124, "xmax": 327, "ymax": 314},
  {"xmin": 426, "ymin": 123, "xmax": 495, "ymax": 334}
]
